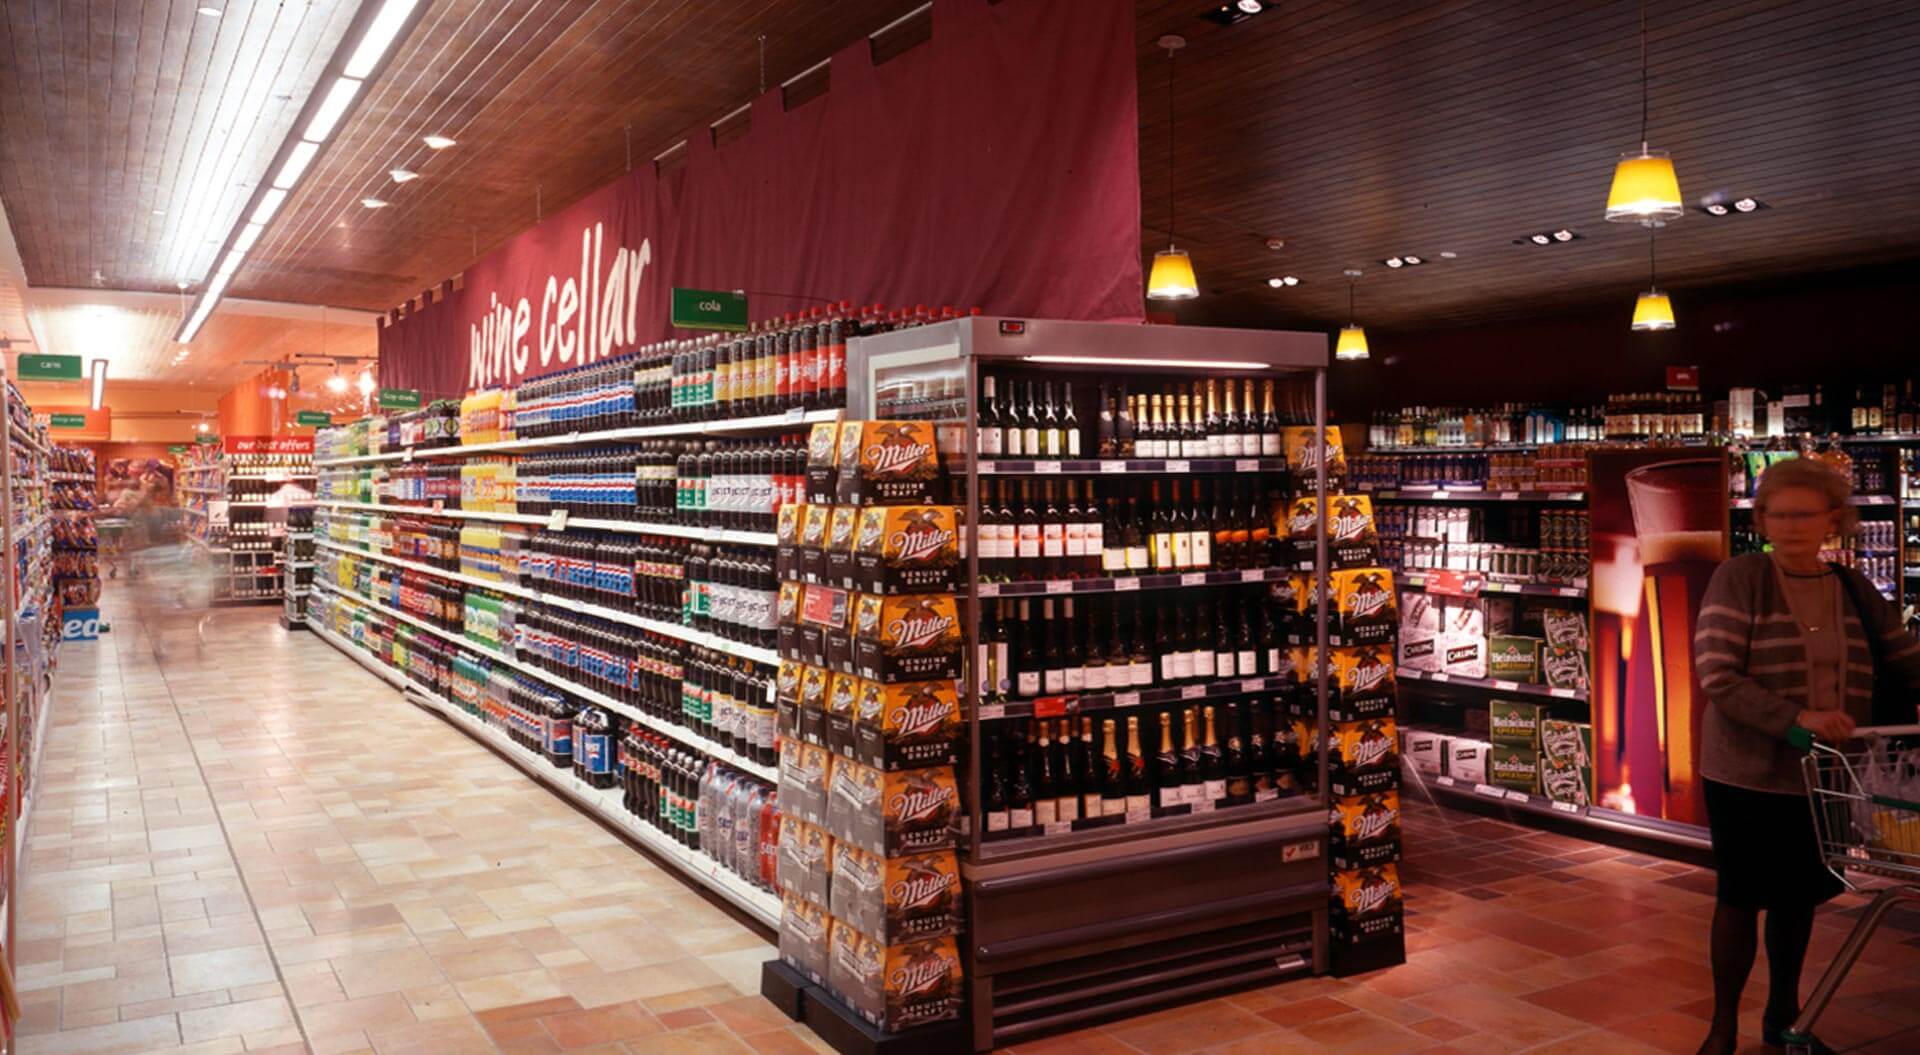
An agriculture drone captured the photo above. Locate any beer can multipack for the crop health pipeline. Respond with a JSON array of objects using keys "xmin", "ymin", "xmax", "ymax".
[
  {"xmin": 1329, "ymin": 788, "xmax": 1402, "ymax": 869},
  {"xmin": 1331, "ymin": 863, "xmax": 1405, "ymax": 946},
  {"xmin": 1285, "ymin": 493, "xmax": 1378, "ymax": 569}
]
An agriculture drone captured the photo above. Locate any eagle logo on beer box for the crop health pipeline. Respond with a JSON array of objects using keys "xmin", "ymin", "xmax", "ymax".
[
  {"xmin": 799, "ymin": 504, "xmax": 833, "ymax": 584},
  {"xmin": 1331, "ymin": 789, "xmax": 1403, "ymax": 868},
  {"xmin": 1332, "ymin": 568, "xmax": 1399, "ymax": 644},
  {"xmin": 830, "ymin": 844, "xmax": 961, "ymax": 943},
  {"xmin": 806, "ymin": 422, "xmax": 843, "ymax": 504},
  {"xmin": 826, "ymin": 506, "xmax": 862, "ymax": 589},
  {"xmin": 838, "ymin": 421, "xmax": 947, "ymax": 506},
  {"xmin": 1287, "ymin": 494, "xmax": 1379, "ymax": 568},
  {"xmin": 853, "ymin": 506, "xmax": 960, "ymax": 594},
  {"xmin": 854, "ymin": 594, "xmax": 963, "ymax": 684},
  {"xmin": 824, "ymin": 673, "xmax": 863, "ymax": 757},
  {"xmin": 1282, "ymin": 426, "xmax": 1346, "ymax": 484},
  {"xmin": 855, "ymin": 679, "xmax": 960, "ymax": 771},
  {"xmin": 828, "ymin": 925, "xmax": 963, "ymax": 1033}
]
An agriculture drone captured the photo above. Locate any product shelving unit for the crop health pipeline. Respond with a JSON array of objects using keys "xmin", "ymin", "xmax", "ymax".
[
  {"xmin": 1, "ymin": 379, "xmax": 61, "ymax": 1019},
  {"xmin": 50, "ymin": 447, "xmax": 100, "ymax": 615},
  {"xmin": 181, "ymin": 443, "xmax": 316, "ymax": 604},
  {"xmin": 306, "ymin": 404, "xmax": 817, "ymax": 926},
  {"xmin": 839, "ymin": 317, "xmax": 1335, "ymax": 1051}
]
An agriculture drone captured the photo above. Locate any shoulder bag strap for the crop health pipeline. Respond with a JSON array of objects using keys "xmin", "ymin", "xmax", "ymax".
[{"xmin": 1829, "ymin": 561, "xmax": 1894, "ymax": 723}]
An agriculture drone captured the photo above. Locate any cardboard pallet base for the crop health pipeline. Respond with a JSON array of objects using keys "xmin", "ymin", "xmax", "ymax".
[
  {"xmin": 760, "ymin": 960, "xmax": 972, "ymax": 1055},
  {"xmin": 1330, "ymin": 933, "xmax": 1406, "ymax": 977}
]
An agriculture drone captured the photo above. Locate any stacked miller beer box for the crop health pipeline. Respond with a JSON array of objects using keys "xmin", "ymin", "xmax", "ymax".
[
  {"xmin": 1283, "ymin": 427, "xmax": 1405, "ymax": 973},
  {"xmin": 774, "ymin": 418, "xmax": 967, "ymax": 1035}
]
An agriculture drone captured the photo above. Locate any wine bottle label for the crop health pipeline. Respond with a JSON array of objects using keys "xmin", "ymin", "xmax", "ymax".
[
  {"xmin": 1034, "ymin": 799, "xmax": 1057, "ymax": 824},
  {"xmin": 1083, "ymin": 664, "xmax": 1108, "ymax": 691},
  {"xmin": 1261, "ymin": 433, "xmax": 1283, "ymax": 457},
  {"xmin": 1067, "ymin": 431, "xmax": 1081, "ymax": 457},
  {"xmin": 1042, "ymin": 524, "xmax": 1064, "ymax": 558},
  {"xmin": 1064, "ymin": 522, "xmax": 1085, "ymax": 557},
  {"xmin": 980, "ymin": 427, "xmax": 1001, "ymax": 456},
  {"xmin": 1267, "ymin": 648, "xmax": 1283, "ymax": 673},
  {"xmin": 1103, "ymin": 797, "xmax": 1127, "ymax": 817},
  {"xmin": 1018, "ymin": 525, "xmax": 1041, "ymax": 559},
  {"xmin": 1010, "ymin": 808, "xmax": 1034, "ymax": 828},
  {"xmin": 1018, "ymin": 671, "xmax": 1040, "ymax": 696},
  {"xmin": 1006, "ymin": 429, "xmax": 1024, "ymax": 457},
  {"xmin": 1190, "ymin": 532, "xmax": 1211, "ymax": 568},
  {"xmin": 1172, "ymin": 533, "xmax": 1192, "ymax": 569},
  {"xmin": 1131, "ymin": 660, "xmax": 1154, "ymax": 686},
  {"xmin": 1023, "ymin": 427, "xmax": 1040, "ymax": 454},
  {"xmin": 1056, "ymin": 797, "xmax": 1080, "ymax": 822},
  {"xmin": 1205, "ymin": 779, "xmax": 1226, "ymax": 801},
  {"xmin": 1046, "ymin": 431, "xmax": 1063, "ymax": 457},
  {"xmin": 1102, "ymin": 546, "xmax": 1125, "ymax": 572},
  {"xmin": 1084, "ymin": 523, "xmax": 1103, "ymax": 558},
  {"xmin": 1170, "ymin": 652, "xmax": 1194, "ymax": 681},
  {"xmin": 995, "ymin": 525, "xmax": 1016, "ymax": 561},
  {"xmin": 1044, "ymin": 669, "xmax": 1065, "ymax": 694},
  {"xmin": 1063, "ymin": 667, "xmax": 1085, "ymax": 692},
  {"xmin": 1193, "ymin": 651, "xmax": 1215, "ymax": 679},
  {"xmin": 1126, "ymin": 545, "xmax": 1150, "ymax": 571},
  {"xmin": 987, "ymin": 811, "xmax": 1010, "ymax": 832},
  {"xmin": 1239, "ymin": 649, "xmax": 1257, "ymax": 675},
  {"xmin": 1126, "ymin": 794, "xmax": 1151, "ymax": 813},
  {"xmin": 994, "ymin": 643, "xmax": 1010, "ymax": 693},
  {"xmin": 1216, "ymin": 651, "xmax": 1236, "ymax": 678}
]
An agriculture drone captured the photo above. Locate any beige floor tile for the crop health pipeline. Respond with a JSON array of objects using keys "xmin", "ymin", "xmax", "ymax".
[
  {"xmin": 169, "ymin": 946, "xmax": 279, "ymax": 997},
  {"xmin": 177, "ymin": 996, "xmax": 296, "ymax": 1044},
  {"xmin": 328, "ymin": 947, "xmax": 448, "ymax": 999}
]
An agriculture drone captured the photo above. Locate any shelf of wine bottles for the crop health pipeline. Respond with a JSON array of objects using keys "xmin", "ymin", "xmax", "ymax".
[
  {"xmin": 973, "ymin": 375, "xmax": 1298, "ymax": 462},
  {"xmin": 977, "ymin": 457, "xmax": 1288, "ymax": 476}
]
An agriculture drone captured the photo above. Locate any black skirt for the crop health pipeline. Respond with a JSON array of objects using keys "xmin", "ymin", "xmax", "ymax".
[{"xmin": 1703, "ymin": 778, "xmax": 1844, "ymax": 910}]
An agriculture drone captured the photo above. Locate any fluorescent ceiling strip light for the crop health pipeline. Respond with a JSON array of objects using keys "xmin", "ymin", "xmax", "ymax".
[
  {"xmin": 232, "ymin": 222, "xmax": 264, "ymax": 252},
  {"xmin": 344, "ymin": 0, "xmax": 420, "ymax": 77},
  {"xmin": 1020, "ymin": 355, "xmax": 1269, "ymax": 370},
  {"xmin": 304, "ymin": 77, "xmax": 363, "ymax": 142},
  {"xmin": 250, "ymin": 188, "xmax": 289, "ymax": 225},
  {"xmin": 273, "ymin": 141, "xmax": 320, "ymax": 189},
  {"xmin": 90, "ymin": 359, "xmax": 107, "ymax": 410},
  {"xmin": 217, "ymin": 249, "xmax": 246, "ymax": 276}
]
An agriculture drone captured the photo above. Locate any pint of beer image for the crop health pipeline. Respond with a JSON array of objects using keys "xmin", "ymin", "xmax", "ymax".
[
  {"xmin": 1624, "ymin": 459, "xmax": 1727, "ymax": 825},
  {"xmin": 1588, "ymin": 533, "xmax": 1642, "ymax": 814}
]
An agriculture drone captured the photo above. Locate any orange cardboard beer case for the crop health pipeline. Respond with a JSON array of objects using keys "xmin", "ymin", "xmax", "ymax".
[
  {"xmin": 826, "ymin": 758, "xmax": 959, "ymax": 856},
  {"xmin": 826, "ymin": 924, "xmax": 963, "ymax": 1034},
  {"xmin": 853, "ymin": 505, "xmax": 960, "ymax": 595},
  {"xmin": 838, "ymin": 421, "xmax": 947, "ymax": 506},
  {"xmin": 826, "ymin": 505, "xmax": 862, "ymax": 589},
  {"xmin": 853, "ymin": 593, "xmax": 963, "ymax": 684},
  {"xmin": 829, "ymin": 844, "xmax": 962, "ymax": 943},
  {"xmin": 854, "ymin": 678, "xmax": 961, "ymax": 770},
  {"xmin": 806, "ymin": 421, "xmax": 843, "ymax": 504}
]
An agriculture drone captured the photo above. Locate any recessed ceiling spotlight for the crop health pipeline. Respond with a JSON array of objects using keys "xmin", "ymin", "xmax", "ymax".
[
  {"xmin": 1265, "ymin": 237, "xmax": 1286, "ymax": 251},
  {"xmin": 422, "ymin": 134, "xmax": 456, "ymax": 149},
  {"xmin": 1517, "ymin": 230, "xmax": 1581, "ymax": 246},
  {"xmin": 389, "ymin": 168, "xmax": 419, "ymax": 182},
  {"xmin": 1267, "ymin": 277, "xmax": 1285, "ymax": 288},
  {"xmin": 1733, "ymin": 197, "xmax": 1758, "ymax": 212},
  {"xmin": 1551, "ymin": 229, "xmax": 1575, "ymax": 242},
  {"xmin": 1203, "ymin": 0, "xmax": 1267, "ymax": 26},
  {"xmin": 1699, "ymin": 196, "xmax": 1766, "ymax": 216},
  {"xmin": 361, "ymin": 197, "xmax": 389, "ymax": 209},
  {"xmin": 1402, "ymin": 255, "xmax": 1424, "ymax": 265},
  {"xmin": 1282, "ymin": 275, "xmax": 1299, "ymax": 286},
  {"xmin": 1704, "ymin": 203, "xmax": 1728, "ymax": 215},
  {"xmin": 1439, "ymin": 251, "xmax": 1457, "ymax": 259},
  {"xmin": 1384, "ymin": 257, "xmax": 1404, "ymax": 268},
  {"xmin": 1529, "ymin": 234, "xmax": 1551, "ymax": 245}
]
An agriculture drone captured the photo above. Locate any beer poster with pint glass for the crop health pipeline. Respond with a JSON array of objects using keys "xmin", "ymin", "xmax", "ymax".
[{"xmin": 1588, "ymin": 451, "xmax": 1729, "ymax": 826}]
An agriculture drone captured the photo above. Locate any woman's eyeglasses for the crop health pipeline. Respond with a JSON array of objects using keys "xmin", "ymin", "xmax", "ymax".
[{"xmin": 1760, "ymin": 509, "xmax": 1836, "ymax": 525}]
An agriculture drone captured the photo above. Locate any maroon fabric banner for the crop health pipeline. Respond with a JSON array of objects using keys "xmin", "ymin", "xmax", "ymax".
[{"xmin": 379, "ymin": 0, "xmax": 1141, "ymax": 398}]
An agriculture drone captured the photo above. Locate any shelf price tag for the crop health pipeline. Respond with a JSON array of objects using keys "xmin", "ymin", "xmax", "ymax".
[
  {"xmin": 1035, "ymin": 461, "xmax": 1061, "ymax": 474},
  {"xmin": 1181, "ymin": 684, "xmax": 1205, "ymax": 700},
  {"xmin": 1124, "ymin": 808, "xmax": 1151, "ymax": 824},
  {"xmin": 1114, "ymin": 692, "xmax": 1141, "ymax": 709},
  {"xmin": 1100, "ymin": 461, "xmax": 1128, "ymax": 474},
  {"xmin": 1550, "ymin": 800, "xmax": 1582, "ymax": 815},
  {"xmin": 1473, "ymin": 783, "xmax": 1506, "ymax": 799},
  {"xmin": 1493, "ymin": 679, "xmax": 1519, "ymax": 691},
  {"xmin": 977, "ymin": 583, "xmax": 1000, "ymax": 597},
  {"xmin": 1167, "ymin": 460, "xmax": 1190, "ymax": 473},
  {"xmin": 1241, "ymin": 678, "xmax": 1265, "ymax": 694},
  {"xmin": 1235, "ymin": 459, "xmax": 1258, "ymax": 473},
  {"xmin": 1114, "ymin": 577, "xmax": 1140, "ymax": 592},
  {"xmin": 1180, "ymin": 572, "xmax": 1206, "ymax": 586},
  {"xmin": 1045, "ymin": 580, "xmax": 1072, "ymax": 594},
  {"xmin": 1435, "ymin": 774, "xmax": 1456, "ymax": 787},
  {"xmin": 1190, "ymin": 799, "xmax": 1216, "ymax": 814},
  {"xmin": 402, "ymin": 448, "xmax": 414, "ymax": 463},
  {"xmin": 1429, "ymin": 672, "xmax": 1450, "ymax": 682},
  {"xmin": 786, "ymin": 406, "xmax": 807, "ymax": 421},
  {"xmin": 1043, "ymin": 821, "xmax": 1074, "ymax": 836},
  {"xmin": 1505, "ymin": 789, "xmax": 1531, "ymax": 803},
  {"xmin": 547, "ymin": 510, "xmax": 569, "ymax": 531},
  {"xmin": 1241, "ymin": 568, "xmax": 1266, "ymax": 582},
  {"xmin": 977, "ymin": 461, "xmax": 996, "ymax": 473},
  {"xmin": 1255, "ymin": 788, "xmax": 1278, "ymax": 802},
  {"xmin": 1549, "ymin": 687, "xmax": 1578, "ymax": 699}
]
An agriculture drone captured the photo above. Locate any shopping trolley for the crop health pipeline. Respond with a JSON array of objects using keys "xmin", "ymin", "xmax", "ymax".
[
  {"xmin": 97, "ymin": 515, "xmax": 132, "ymax": 579},
  {"xmin": 1781, "ymin": 723, "xmax": 1920, "ymax": 1055}
]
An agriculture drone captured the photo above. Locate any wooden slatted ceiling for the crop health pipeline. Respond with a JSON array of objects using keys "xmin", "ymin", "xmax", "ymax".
[
  {"xmin": 0, "ymin": 0, "xmax": 357, "ymax": 293},
  {"xmin": 8, "ymin": 0, "xmax": 1920, "ymax": 337},
  {"xmin": 17, "ymin": 300, "xmax": 375, "ymax": 390},
  {"xmin": 1136, "ymin": 0, "xmax": 1920, "ymax": 330}
]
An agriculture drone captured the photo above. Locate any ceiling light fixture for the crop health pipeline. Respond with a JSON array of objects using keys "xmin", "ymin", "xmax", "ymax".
[
  {"xmin": 1440, "ymin": 251, "xmax": 1458, "ymax": 259},
  {"xmin": 1518, "ymin": 230, "xmax": 1582, "ymax": 246},
  {"xmin": 1146, "ymin": 36, "xmax": 1198, "ymax": 301},
  {"xmin": 356, "ymin": 371, "xmax": 377, "ymax": 396},
  {"xmin": 326, "ymin": 372, "xmax": 350, "ymax": 394},
  {"xmin": 174, "ymin": 0, "xmax": 426, "ymax": 344},
  {"xmin": 1384, "ymin": 257, "xmax": 1403, "ymax": 268},
  {"xmin": 361, "ymin": 197, "xmax": 389, "ymax": 209},
  {"xmin": 1605, "ymin": 2, "xmax": 1682, "ymax": 225},
  {"xmin": 90, "ymin": 359, "xmax": 107, "ymax": 411},
  {"xmin": 1283, "ymin": 275, "xmax": 1299, "ymax": 285},
  {"xmin": 1204, "ymin": 0, "xmax": 1268, "ymax": 25},
  {"xmin": 1402, "ymin": 255, "xmax": 1423, "ymax": 265},
  {"xmin": 1336, "ymin": 269, "xmax": 1369, "ymax": 361},
  {"xmin": 1700, "ymin": 196, "xmax": 1766, "ymax": 216},
  {"xmin": 196, "ymin": 6, "xmax": 221, "ymax": 15},
  {"xmin": 1552, "ymin": 230, "xmax": 1575, "ymax": 242},
  {"xmin": 389, "ymin": 168, "xmax": 419, "ymax": 182},
  {"xmin": 1530, "ymin": 233, "xmax": 1551, "ymax": 245},
  {"xmin": 1267, "ymin": 277, "xmax": 1285, "ymax": 288},
  {"xmin": 422, "ymin": 134, "xmax": 456, "ymax": 150},
  {"xmin": 1631, "ymin": 230, "xmax": 1675, "ymax": 332}
]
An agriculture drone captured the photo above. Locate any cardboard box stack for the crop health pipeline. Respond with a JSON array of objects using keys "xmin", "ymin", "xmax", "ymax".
[
  {"xmin": 1281, "ymin": 427, "xmax": 1406, "ymax": 975},
  {"xmin": 1485, "ymin": 698, "xmax": 1593, "ymax": 805},
  {"xmin": 774, "ymin": 420, "xmax": 966, "ymax": 1034}
]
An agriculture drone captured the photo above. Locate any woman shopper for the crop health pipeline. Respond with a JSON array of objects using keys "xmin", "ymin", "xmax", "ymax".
[{"xmin": 1692, "ymin": 456, "xmax": 1920, "ymax": 1055}]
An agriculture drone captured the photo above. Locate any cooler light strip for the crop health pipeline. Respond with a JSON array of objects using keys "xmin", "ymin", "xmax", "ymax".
[
  {"xmin": 1020, "ymin": 355, "xmax": 1269, "ymax": 370},
  {"xmin": 175, "ymin": 0, "xmax": 423, "ymax": 343}
]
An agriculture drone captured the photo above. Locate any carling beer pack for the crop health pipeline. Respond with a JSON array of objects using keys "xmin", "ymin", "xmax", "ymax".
[{"xmin": 773, "ymin": 420, "xmax": 967, "ymax": 1035}]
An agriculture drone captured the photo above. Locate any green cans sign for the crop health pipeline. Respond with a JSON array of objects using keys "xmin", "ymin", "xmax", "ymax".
[
  {"xmin": 195, "ymin": 434, "xmax": 219, "ymax": 444},
  {"xmin": 670, "ymin": 287, "xmax": 748, "ymax": 332},
  {"xmin": 17, "ymin": 354, "xmax": 82, "ymax": 381},
  {"xmin": 168, "ymin": 445, "xmax": 188, "ymax": 455},
  {"xmin": 296, "ymin": 410, "xmax": 333, "ymax": 426},
  {"xmin": 377, "ymin": 388, "xmax": 421, "ymax": 410},
  {"xmin": 49, "ymin": 413, "xmax": 87, "ymax": 428}
]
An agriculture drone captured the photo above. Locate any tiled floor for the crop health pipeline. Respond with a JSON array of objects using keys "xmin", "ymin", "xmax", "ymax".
[{"xmin": 13, "ymin": 591, "xmax": 1920, "ymax": 1054}]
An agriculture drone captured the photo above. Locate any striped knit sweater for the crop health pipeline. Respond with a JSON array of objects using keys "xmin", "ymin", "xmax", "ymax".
[{"xmin": 1694, "ymin": 552, "xmax": 1920, "ymax": 793}]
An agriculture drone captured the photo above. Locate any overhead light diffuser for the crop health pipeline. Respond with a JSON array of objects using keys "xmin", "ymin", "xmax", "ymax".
[
  {"xmin": 250, "ymin": 188, "xmax": 289, "ymax": 225},
  {"xmin": 273, "ymin": 141, "xmax": 320, "ymax": 189},
  {"xmin": 1022, "ymin": 355, "xmax": 1267, "ymax": 370},
  {"xmin": 361, "ymin": 197, "xmax": 389, "ymax": 209},
  {"xmin": 389, "ymin": 168, "xmax": 419, "ymax": 182},
  {"xmin": 344, "ymin": 0, "xmax": 421, "ymax": 78},
  {"xmin": 1606, "ymin": 147, "xmax": 1682, "ymax": 225},
  {"xmin": 90, "ymin": 359, "xmax": 107, "ymax": 410},
  {"xmin": 232, "ymin": 222, "xmax": 264, "ymax": 252},
  {"xmin": 422, "ymin": 134, "xmax": 456, "ymax": 149},
  {"xmin": 1146, "ymin": 248, "xmax": 1199, "ymax": 300},
  {"xmin": 217, "ymin": 249, "xmax": 245, "ymax": 276},
  {"xmin": 304, "ymin": 77, "xmax": 363, "ymax": 142}
]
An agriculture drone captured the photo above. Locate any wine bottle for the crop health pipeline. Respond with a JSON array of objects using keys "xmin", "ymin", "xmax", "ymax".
[
  {"xmin": 1221, "ymin": 380, "xmax": 1242, "ymax": 457},
  {"xmin": 1116, "ymin": 387, "xmax": 1137, "ymax": 458},
  {"xmin": 1124, "ymin": 716, "xmax": 1151, "ymax": 813},
  {"xmin": 1062, "ymin": 381, "xmax": 1082, "ymax": 458},
  {"xmin": 1053, "ymin": 720, "xmax": 1081, "ymax": 823},
  {"xmin": 1008, "ymin": 720, "xmax": 1035, "ymax": 829},
  {"xmin": 985, "ymin": 731, "xmax": 1009, "ymax": 832},
  {"xmin": 1079, "ymin": 480, "xmax": 1104, "ymax": 578},
  {"xmin": 1041, "ymin": 598, "xmax": 1065, "ymax": 695},
  {"xmin": 1123, "ymin": 485, "xmax": 1150, "ymax": 572},
  {"xmin": 1062, "ymin": 479, "xmax": 1086, "ymax": 580},
  {"xmin": 1021, "ymin": 380, "xmax": 1042, "ymax": 459},
  {"xmin": 1015, "ymin": 599, "xmax": 1040, "ymax": 697},
  {"xmin": 1191, "ymin": 600, "xmax": 1215, "ymax": 680},
  {"xmin": 1180, "ymin": 707, "xmax": 1205, "ymax": 805},
  {"xmin": 1155, "ymin": 711, "xmax": 1183, "ymax": 810},
  {"xmin": 1170, "ymin": 480, "xmax": 1194, "ymax": 571},
  {"xmin": 1149, "ymin": 481, "xmax": 1176, "ymax": 571},
  {"xmin": 1100, "ymin": 719, "xmax": 1126, "ymax": 817},
  {"xmin": 1032, "ymin": 723, "xmax": 1057, "ymax": 825},
  {"xmin": 1016, "ymin": 480, "xmax": 1041, "ymax": 580},
  {"xmin": 1188, "ymin": 478, "xmax": 1213, "ymax": 570},
  {"xmin": 1260, "ymin": 380, "xmax": 1284, "ymax": 457},
  {"xmin": 978, "ymin": 375, "xmax": 1002, "ymax": 457},
  {"xmin": 1224, "ymin": 701, "xmax": 1252, "ymax": 799},
  {"xmin": 1127, "ymin": 597, "xmax": 1154, "ymax": 687},
  {"xmin": 1062, "ymin": 597, "xmax": 1087, "ymax": 693},
  {"xmin": 1200, "ymin": 706, "xmax": 1227, "ymax": 801},
  {"xmin": 1042, "ymin": 381, "xmax": 1064, "ymax": 459},
  {"xmin": 1097, "ymin": 385, "xmax": 1116, "ymax": 458},
  {"xmin": 1041, "ymin": 480, "xmax": 1066, "ymax": 580}
]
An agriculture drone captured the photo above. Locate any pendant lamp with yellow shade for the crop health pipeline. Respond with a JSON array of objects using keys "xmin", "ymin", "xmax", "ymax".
[
  {"xmin": 1147, "ymin": 35, "xmax": 1199, "ymax": 300},
  {"xmin": 1336, "ymin": 269, "xmax": 1369, "ymax": 360},
  {"xmin": 1631, "ymin": 231, "xmax": 1675, "ymax": 332},
  {"xmin": 1606, "ymin": 3, "xmax": 1683, "ymax": 226}
]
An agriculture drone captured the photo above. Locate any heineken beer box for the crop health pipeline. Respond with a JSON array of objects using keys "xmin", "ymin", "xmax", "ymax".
[
  {"xmin": 852, "ymin": 505, "xmax": 960, "ymax": 595},
  {"xmin": 1488, "ymin": 699, "xmax": 1543, "ymax": 746},
  {"xmin": 1332, "ymin": 567, "xmax": 1399, "ymax": 644},
  {"xmin": 1330, "ymin": 789, "xmax": 1402, "ymax": 869},
  {"xmin": 829, "ymin": 844, "xmax": 962, "ymax": 943},
  {"xmin": 1487, "ymin": 635, "xmax": 1542, "ymax": 683},
  {"xmin": 1488, "ymin": 743, "xmax": 1541, "ymax": 794},
  {"xmin": 853, "ymin": 678, "xmax": 961, "ymax": 771},
  {"xmin": 838, "ymin": 421, "xmax": 947, "ymax": 506},
  {"xmin": 853, "ymin": 593, "xmax": 963, "ymax": 684}
]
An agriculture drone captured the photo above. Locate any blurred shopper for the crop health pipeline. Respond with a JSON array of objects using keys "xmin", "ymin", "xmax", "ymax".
[{"xmin": 1691, "ymin": 456, "xmax": 1920, "ymax": 1055}]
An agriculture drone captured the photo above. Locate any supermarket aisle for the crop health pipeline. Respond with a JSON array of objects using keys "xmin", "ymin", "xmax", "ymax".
[{"xmin": 10, "ymin": 593, "xmax": 828, "ymax": 1055}]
